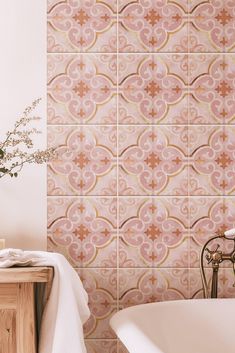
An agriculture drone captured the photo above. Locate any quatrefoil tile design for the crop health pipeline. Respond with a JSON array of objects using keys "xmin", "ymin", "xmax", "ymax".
[
  {"xmin": 47, "ymin": 126, "xmax": 117, "ymax": 196},
  {"xmin": 48, "ymin": 0, "xmax": 117, "ymax": 52},
  {"xmin": 47, "ymin": 0, "xmax": 235, "ymax": 344},
  {"xmin": 48, "ymin": 54, "xmax": 117, "ymax": 124}
]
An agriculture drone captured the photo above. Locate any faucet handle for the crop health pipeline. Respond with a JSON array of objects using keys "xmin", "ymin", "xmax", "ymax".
[
  {"xmin": 224, "ymin": 228, "xmax": 235, "ymax": 238},
  {"xmin": 205, "ymin": 245, "xmax": 222, "ymax": 265}
]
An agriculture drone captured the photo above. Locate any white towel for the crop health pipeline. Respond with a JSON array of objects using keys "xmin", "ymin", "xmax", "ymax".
[{"xmin": 0, "ymin": 249, "xmax": 90, "ymax": 353}]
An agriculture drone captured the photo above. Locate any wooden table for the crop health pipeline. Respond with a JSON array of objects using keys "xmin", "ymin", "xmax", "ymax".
[{"xmin": 0, "ymin": 267, "xmax": 53, "ymax": 353}]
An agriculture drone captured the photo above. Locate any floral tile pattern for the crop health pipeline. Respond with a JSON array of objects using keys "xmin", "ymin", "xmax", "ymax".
[
  {"xmin": 189, "ymin": 198, "xmax": 235, "ymax": 267},
  {"xmin": 189, "ymin": 126, "xmax": 235, "ymax": 195},
  {"xmin": 47, "ymin": 0, "xmax": 235, "ymax": 350},
  {"xmin": 119, "ymin": 198, "xmax": 189, "ymax": 267},
  {"xmin": 118, "ymin": 54, "xmax": 235, "ymax": 125},
  {"xmin": 77, "ymin": 269, "xmax": 117, "ymax": 338},
  {"xmin": 190, "ymin": 268, "xmax": 235, "ymax": 299},
  {"xmin": 48, "ymin": 126, "xmax": 117, "ymax": 195},
  {"xmin": 118, "ymin": 0, "xmax": 188, "ymax": 52},
  {"xmin": 47, "ymin": 0, "xmax": 117, "ymax": 52},
  {"xmin": 48, "ymin": 54, "xmax": 117, "ymax": 124},
  {"xmin": 118, "ymin": 54, "xmax": 188, "ymax": 124},
  {"xmin": 119, "ymin": 268, "xmax": 190, "ymax": 307},
  {"xmin": 118, "ymin": 0, "xmax": 235, "ymax": 53},
  {"xmin": 188, "ymin": 54, "xmax": 235, "ymax": 124},
  {"xmin": 189, "ymin": 0, "xmax": 235, "ymax": 52},
  {"xmin": 119, "ymin": 126, "xmax": 188, "ymax": 195},
  {"xmin": 86, "ymin": 340, "xmax": 117, "ymax": 353},
  {"xmin": 48, "ymin": 198, "xmax": 117, "ymax": 267}
]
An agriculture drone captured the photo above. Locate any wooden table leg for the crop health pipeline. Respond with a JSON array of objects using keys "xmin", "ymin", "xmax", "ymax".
[
  {"xmin": 17, "ymin": 283, "xmax": 36, "ymax": 353},
  {"xmin": 0, "ymin": 310, "xmax": 16, "ymax": 353}
]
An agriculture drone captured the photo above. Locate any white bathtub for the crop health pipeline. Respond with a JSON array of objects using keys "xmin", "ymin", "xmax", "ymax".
[{"xmin": 110, "ymin": 299, "xmax": 235, "ymax": 353}]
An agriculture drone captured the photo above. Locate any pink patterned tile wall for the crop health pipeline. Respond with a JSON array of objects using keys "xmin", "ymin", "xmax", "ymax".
[{"xmin": 47, "ymin": 1, "xmax": 235, "ymax": 352}]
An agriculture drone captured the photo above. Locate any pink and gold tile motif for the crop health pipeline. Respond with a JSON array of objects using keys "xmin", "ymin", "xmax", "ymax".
[
  {"xmin": 118, "ymin": 0, "xmax": 235, "ymax": 53},
  {"xmin": 48, "ymin": 126, "xmax": 117, "ymax": 195},
  {"xmin": 86, "ymin": 340, "xmax": 117, "ymax": 353},
  {"xmin": 189, "ymin": 126, "xmax": 235, "ymax": 195},
  {"xmin": 119, "ymin": 54, "xmax": 235, "ymax": 125},
  {"xmin": 191, "ymin": 55, "xmax": 235, "ymax": 124},
  {"xmin": 119, "ymin": 55, "xmax": 185, "ymax": 123},
  {"xmin": 190, "ymin": 269, "xmax": 235, "ymax": 299},
  {"xmin": 119, "ymin": 198, "xmax": 189, "ymax": 267},
  {"xmin": 119, "ymin": 54, "xmax": 188, "ymax": 124},
  {"xmin": 189, "ymin": 198, "xmax": 235, "ymax": 267},
  {"xmin": 119, "ymin": 269, "xmax": 189, "ymax": 307},
  {"xmin": 48, "ymin": 198, "xmax": 117, "ymax": 267},
  {"xmin": 119, "ymin": 126, "xmax": 188, "ymax": 195},
  {"xmin": 48, "ymin": 54, "xmax": 117, "ymax": 124},
  {"xmin": 77, "ymin": 269, "xmax": 117, "ymax": 338},
  {"xmin": 48, "ymin": 0, "xmax": 235, "ymax": 53},
  {"xmin": 118, "ymin": 0, "xmax": 188, "ymax": 52},
  {"xmin": 48, "ymin": 0, "xmax": 117, "ymax": 52},
  {"xmin": 189, "ymin": 0, "xmax": 235, "ymax": 52},
  {"xmin": 47, "ymin": 0, "xmax": 235, "ymax": 348}
]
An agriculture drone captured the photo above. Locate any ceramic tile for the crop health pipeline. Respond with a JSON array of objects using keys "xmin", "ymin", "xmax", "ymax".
[
  {"xmin": 190, "ymin": 268, "xmax": 235, "ymax": 299},
  {"xmin": 47, "ymin": 198, "xmax": 117, "ymax": 267},
  {"xmin": 189, "ymin": 54, "xmax": 235, "ymax": 124},
  {"xmin": 119, "ymin": 198, "xmax": 189, "ymax": 267},
  {"xmin": 118, "ymin": 54, "xmax": 188, "ymax": 124},
  {"xmin": 47, "ymin": 126, "xmax": 117, "ymax": 196},
  {"xmin": 189, "ymin": 126, "xmax": 235, "ymax": 195},
  {"xmin": 189, "ymin": 197, "xmax": 235, "ymax": 267},
  {"xmin": 46, "ymin": 0, "xmax": 235, "ymax": 347},
  {"xmin": 47, "ymin": 54, "xmax": 117, "ymax": 124},
  {"xmin": 119, "ymin": 268, "xmax": 190, "ymax": 308},
  {"xmin": 215, "ymin": 268, "xmax": 235, "ymax": 297},
  {"xmin": 119, "ymin": 126, "xmax": 188, "ymax": 195},
  {"xmin": 47, "ymin": 0, "xmax": 117, "ymax": 52},
  {"xmin": 118, "ymin": 341, "xmax": 129, "ymax": 353},
  {"xmin": 224, "ymin": 127, "xmax": 235, "ymax": 194},
  {"xmin": 76, "ymin": 269, "xmax": 117, "ymax": 338},
  {"xmin": 189, "ymin": 126, "xmax": 220, "ymax": 195},
  {"xmin": 189, "ymin": 0, "xmax": 235, "ymax": 52},
  {"xmin": 48, "ymin": 0, "xmax": 60, "ymax": 12},
  {"xmin": 118, "ymin": 0, "xmax": 188, "ymax": 52},
  {"xmin": 189, "ymin": 197, "xmax": 226, "ymax": 267},
  {"xmin": 86, "ymin": 340, "xmax": 117, "ymax": 353},
  {"xmin": 189, "ymin": 268, "xmax": 204, "ymax": 299}
]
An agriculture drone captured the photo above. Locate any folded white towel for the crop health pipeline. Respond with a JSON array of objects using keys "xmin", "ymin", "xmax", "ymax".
[{"xmin": 0, "ymin": 249, "xmax": 90, "ymax": 353}]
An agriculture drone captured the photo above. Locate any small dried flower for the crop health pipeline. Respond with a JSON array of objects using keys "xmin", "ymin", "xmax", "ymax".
[{"xmin": 0, "ymin": 99, "xmax": 56, "ymax": 179}]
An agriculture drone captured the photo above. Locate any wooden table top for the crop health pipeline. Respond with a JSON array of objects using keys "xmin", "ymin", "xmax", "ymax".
[{"xmin": 0, "ymin": 267, "xmax": 53, "ymax": 283}]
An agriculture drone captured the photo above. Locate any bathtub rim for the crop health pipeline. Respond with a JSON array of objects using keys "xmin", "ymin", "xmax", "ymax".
[
  {"xmin": 110, "ymin": 297, "xmax": 235, "ymax": 328},
  {"xmin": 110, "ymin": 298, "xmax": 235, "ymax": 353}
]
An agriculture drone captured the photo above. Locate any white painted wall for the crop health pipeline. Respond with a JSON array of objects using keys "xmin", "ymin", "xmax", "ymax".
[{"xmin": 0, "ymin": 0, "xmax": 47, "ymax": 250}]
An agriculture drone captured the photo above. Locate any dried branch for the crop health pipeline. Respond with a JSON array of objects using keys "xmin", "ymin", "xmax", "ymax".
[{"xmin": 0, "ymin": 99, "xmax": 56, "ymax": 179}]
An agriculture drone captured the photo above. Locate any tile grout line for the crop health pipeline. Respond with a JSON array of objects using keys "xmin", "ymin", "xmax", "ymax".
[
  {"xmin": 187, "ymin": 1, "xmax": 191, "ymax": 296},
  {"xmin": 116, "ymin": 0, "xmax": 120, "ymax": 317},
  {"xmin": 73, "ymin": 267, "xmax": 203, "ymax": 270},
  {"xmin": 47, "ymin": 123, "xmax": 235, "ymax": 126},
  {"xmin": 47, "ymin": 52, "xmax": 235, "ymax": 55},
  {"xmin": 47, "ymin": 195, "xmax": 235, "ymax": 198}
]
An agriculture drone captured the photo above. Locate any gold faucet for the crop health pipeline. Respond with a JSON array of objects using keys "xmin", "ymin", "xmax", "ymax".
[{"xmin": 200, "ymin": 229, "xmax": 235, "ymax": 298}]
